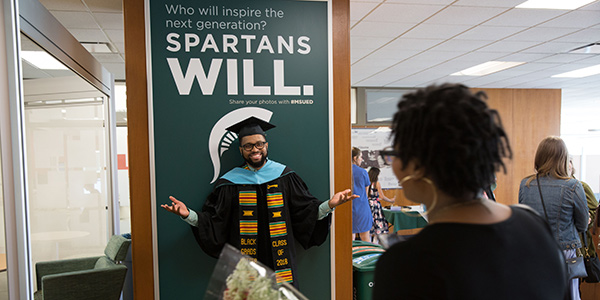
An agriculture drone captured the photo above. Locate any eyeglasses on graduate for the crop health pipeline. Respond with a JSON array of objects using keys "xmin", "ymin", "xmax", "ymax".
[{"xmin": 241, "ymin": 141, "xmax": 267, "ymax": 151}]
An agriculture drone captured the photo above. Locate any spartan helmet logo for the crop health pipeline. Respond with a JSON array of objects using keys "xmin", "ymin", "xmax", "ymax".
[{"xmin": 208, "ymin": 107, "xmax": 273, "ymax": 183}]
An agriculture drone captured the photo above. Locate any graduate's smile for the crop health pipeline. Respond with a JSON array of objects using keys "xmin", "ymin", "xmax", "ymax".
[{"xmin": 249, "ymin": 152, "xmax": 263, "ymax": 161}]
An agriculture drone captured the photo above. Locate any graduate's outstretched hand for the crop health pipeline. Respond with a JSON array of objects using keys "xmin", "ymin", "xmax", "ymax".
[
  {"xmin": 328, "ymin": 189, "xmax": 359, "ymax": 209},
  {"xmin": 161, "ymin": 196, "xmax": 190, "ymax": 218}
]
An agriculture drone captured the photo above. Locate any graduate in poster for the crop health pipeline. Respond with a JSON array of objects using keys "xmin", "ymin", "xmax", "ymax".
[{"xmin": 161, "ymin": 117, "xmax": 356, "ymax": 287}]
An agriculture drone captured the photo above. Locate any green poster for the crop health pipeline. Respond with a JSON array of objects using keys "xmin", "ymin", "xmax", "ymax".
[{"xmin": 148, "ymin": 0, "xmax": 330, "ymax": 298}]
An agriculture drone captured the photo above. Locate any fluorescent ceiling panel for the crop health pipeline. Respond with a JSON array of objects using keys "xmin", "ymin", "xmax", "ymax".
[
  {"xmin": 21, "ymin": 51, "xmax": 68, "ymax": 70},
  {"xmin": 451, "ymin": 61, "xmax": 525, "ymax": 76},
  {"xmin": 552, "ymin": 64, "xmax": 600, "ymax": 78},
  {"xmin": 569, "ymin": 43, "xmax": 600, "ymax": 54},
  {"xmin": 81, "ymin": 43, "xmax": 113, "ymax": 53},
  {"xmin": 515, "ymin": 0, "xmax": 597, "ymax": 10}
]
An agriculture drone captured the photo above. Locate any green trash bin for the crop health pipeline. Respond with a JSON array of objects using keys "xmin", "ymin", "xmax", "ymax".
[{"xmin": 352, "ymin": 241, "xmax": 385, "ymax": 300}]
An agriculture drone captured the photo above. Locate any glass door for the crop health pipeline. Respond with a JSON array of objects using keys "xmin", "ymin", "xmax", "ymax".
[{"xmin": 20, "ymin": 33, "xmax": 115, "ymax": 289}]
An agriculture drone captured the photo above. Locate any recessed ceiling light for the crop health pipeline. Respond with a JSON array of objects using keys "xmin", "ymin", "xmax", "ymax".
[
  {"xmin": 81, "ymin": 42, "xmax": 114, "ymax": 53},
  {"xmin": 21, "ymin": 51, "xmax": 68, "ymax": 70},
  {"xmin": 552, "ymin": 64, "xmax": 600, "ymax": 78},
  {"xmin": 569, "ymin": 43, "xmax": 600, "ymax": 54},
  {"xmin": 516, "ymin": 0, "xmax": 596, "ymax": 10},
  {"xmin": 450, "ymin": 61, "xmax": 525, "ymax": 76}
]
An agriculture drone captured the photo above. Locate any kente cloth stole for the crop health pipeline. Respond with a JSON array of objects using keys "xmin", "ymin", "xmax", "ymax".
[{"xmin": 238, "ymin": 185, "xmax": 294, "ymax": 284}]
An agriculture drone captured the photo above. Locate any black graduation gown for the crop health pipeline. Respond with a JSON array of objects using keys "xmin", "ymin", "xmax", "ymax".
[{"xmin": 191, "ymin": 165, "xmax": 331, "ymax": 286}]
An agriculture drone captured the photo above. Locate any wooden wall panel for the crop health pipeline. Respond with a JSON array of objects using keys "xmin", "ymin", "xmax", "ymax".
[
  {"xmin": 510, "ymin": 89, "xmax": 561, "ymax": 203},
  {"xmin": 477, "ymin": 88, "xmax": 561, "ymax": 205},
  {"xmin": 332, "ymin": 0, "xmax": 352, "ymax": 299},
  {"xmin": 123, "ymin": 0, "xmax": 155, "ymax": 299}
]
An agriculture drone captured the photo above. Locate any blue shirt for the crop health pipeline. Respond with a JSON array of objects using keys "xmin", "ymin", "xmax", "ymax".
[{"xmin": 352, "ymin": 164, "xmax": 372, "ymax": 233}]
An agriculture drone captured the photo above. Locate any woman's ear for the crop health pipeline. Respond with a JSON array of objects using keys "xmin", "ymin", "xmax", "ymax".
[
  {"xmin": 404, "ymin": 160, "xmax": 425, "ymax": 179},
  {"xmin": 412, "ymin": 167, "xmax": 426, "ymax": 179}
]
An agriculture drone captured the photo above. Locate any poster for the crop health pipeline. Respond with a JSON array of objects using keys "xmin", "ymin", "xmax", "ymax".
[
  {"xmin": 147, "ymin": 0, "xmax": 330, "ymax": 298},
  {"xmin": 351, "ymin": 127, "xmax": 399, "ymax": 189}
]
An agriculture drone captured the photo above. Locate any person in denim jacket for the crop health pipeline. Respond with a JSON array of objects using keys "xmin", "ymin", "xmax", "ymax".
[{"xmin": 519, "ymin": 136, "xmax": 588, "ymax": 300}]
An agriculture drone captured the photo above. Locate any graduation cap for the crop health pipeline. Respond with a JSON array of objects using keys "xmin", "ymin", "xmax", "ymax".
[{"xmin": 225, "ymin": 116, "xmax": 276, "ymax": 139}]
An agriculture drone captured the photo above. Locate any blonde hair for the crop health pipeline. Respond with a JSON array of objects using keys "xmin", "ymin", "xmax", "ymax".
[{"xmin": 526, "ymin": 136, "xmax": 570, "ymax": 185}]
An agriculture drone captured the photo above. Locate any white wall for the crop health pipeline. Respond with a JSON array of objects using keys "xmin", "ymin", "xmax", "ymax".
[{"xmin": 564, "ymin": 135, "xmax": 600, "ymax": 193}]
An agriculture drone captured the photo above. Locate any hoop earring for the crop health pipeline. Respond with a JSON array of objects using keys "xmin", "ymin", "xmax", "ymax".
[{"xmin": 398, "ymin": 175, "xmax": 437, "ymax": 216}]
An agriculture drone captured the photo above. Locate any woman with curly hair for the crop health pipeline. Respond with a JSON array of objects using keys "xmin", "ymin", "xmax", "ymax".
[{"xmin": 373, "ymin": 84, "xmax": 567, "ymax": 299}]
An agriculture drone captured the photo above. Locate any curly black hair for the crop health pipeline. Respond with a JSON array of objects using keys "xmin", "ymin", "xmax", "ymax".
[{"xmin": 391, "ymin": 83, "xmax": 512, "ymax": 198}]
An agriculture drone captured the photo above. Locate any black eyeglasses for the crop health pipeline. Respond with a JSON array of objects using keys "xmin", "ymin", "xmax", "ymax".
[
  {"xmin": 379, "ymin": 147, "xmax": 399, "ymax": 166},
  {"xmin": 241, "ymin": 141, "xmax": 267, "ymax": 151}
]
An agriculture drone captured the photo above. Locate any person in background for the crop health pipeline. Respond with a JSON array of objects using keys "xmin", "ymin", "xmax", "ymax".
[
  {"xmin": 373, "ymin": 83, "xmax": 567, "ymax": 299},
  {"xmin": 519, "ymin": 136, "xmax": 588, "ymax": 300},
  {"xmin": 569, "ymin": 158, "xmax": 599, "ymax": 267},
  {"xmin": 352, "ymin": 147, "xmax": 372, "ymax": 242},
  {"xmin": 367, "ymin": 167, "xmax": 394, "ymax": 244}
]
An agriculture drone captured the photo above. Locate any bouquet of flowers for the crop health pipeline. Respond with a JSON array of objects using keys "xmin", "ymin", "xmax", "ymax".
[{"xmin": 204, "ymin": 244, "xmax": 307, "ymax": 300}]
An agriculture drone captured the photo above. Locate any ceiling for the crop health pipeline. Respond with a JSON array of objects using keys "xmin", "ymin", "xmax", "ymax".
[
  {"xmin": 36, "ymin": 0, "xmax": 600, "ymax": 135},
  {"xmin": 350, "ymin": 0, "xmax": 600, "ymax": 135},
  {"xmin": 38, "ymin": 0, "xmax": 125, "ymax": 80}
]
